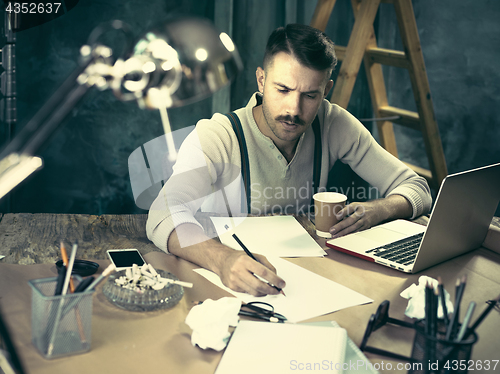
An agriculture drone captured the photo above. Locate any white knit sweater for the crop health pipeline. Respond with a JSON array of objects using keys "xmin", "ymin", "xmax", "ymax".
[{"xmin": 147, "ymin": 93, "xmax": 432, "ymax": 252}]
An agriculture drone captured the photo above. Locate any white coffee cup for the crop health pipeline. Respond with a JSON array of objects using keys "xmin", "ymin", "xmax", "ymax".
[{"xmin": 313, "ymin": 192, "xmax": 348, "ymax": 238}]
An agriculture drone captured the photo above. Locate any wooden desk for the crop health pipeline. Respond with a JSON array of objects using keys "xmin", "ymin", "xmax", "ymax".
[{"xmin": 1, "ymin": 214, "xmax": 499, "ymax": 374}]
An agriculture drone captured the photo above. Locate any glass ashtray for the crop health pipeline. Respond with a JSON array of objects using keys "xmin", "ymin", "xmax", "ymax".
[{"xmin": 102, "ymin": 269, "xmax": 184, "ymax": 312}]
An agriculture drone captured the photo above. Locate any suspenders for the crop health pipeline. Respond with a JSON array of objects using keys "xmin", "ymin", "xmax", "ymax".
[
  {"xmin": 225, "ymin": 112, "xmax": 252, "ymax": 211},
  {"xmin": 224, "ymin": 112, "xmax": 322, "ymax": 213},
  {"xmin": 311, "ymin": 115, "xmax": 322, "ymax": 201}
]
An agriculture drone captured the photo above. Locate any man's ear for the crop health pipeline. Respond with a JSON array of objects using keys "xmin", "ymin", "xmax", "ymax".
[
  {"xmin": 256, "ymin": 67, "xmax": 265, "ymax": 93},
  {"xmin": 323, "ymin": 79, "xmax": 334, "ymax": 98}
]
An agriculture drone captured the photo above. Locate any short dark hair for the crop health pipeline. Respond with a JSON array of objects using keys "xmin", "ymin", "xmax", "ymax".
[{"xmin": 263, "ymin": 24, "xmax": 337, "ymax": 73}]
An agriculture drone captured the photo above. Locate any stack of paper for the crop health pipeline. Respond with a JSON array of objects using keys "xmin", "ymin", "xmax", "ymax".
[
  {"xmin": 210, "ymin": 216, "xmax": 326, "ymax": 257},
  {"xmin": 194, "ymin": 257, "xmax": 372, "ymax": 323},
  {"xmin": 215, "ymin": 321, "xmax": 348, "ymax": 374},
  {"xmin": 303, "ymin": 321, "xmax": 379, "ymax": 374}
]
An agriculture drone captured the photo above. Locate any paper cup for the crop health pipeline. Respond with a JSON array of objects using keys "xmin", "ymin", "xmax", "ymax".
[{"xmin": 313, "ymin": 192, "xmax": 347, "ymax": 238}]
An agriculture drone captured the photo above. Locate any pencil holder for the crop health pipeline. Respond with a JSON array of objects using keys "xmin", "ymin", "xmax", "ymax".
[
  {"xmin": 29, "ymin": 276, "xmax": 95, "ymax": 359},
  {"xmin": 409, "ymin": 320, "xmax": 477, "ymax": 374}
]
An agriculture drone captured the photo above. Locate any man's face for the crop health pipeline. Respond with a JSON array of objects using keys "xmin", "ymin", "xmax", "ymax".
[{"xmin": 256, "ymin": 52, "xmax": 333, "ymax": 145}]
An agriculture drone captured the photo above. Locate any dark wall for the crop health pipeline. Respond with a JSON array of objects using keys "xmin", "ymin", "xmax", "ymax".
[
  {"xmin": 1, "ymin": 0, "xmax": 499, "ymax": 215},
  {"xmin": 1, "ymin": 0, "xmax": 215, "ymax": 214},
  {"xmin": 377, "ymin": 1, "xmax": 500, "ymax": 176}
]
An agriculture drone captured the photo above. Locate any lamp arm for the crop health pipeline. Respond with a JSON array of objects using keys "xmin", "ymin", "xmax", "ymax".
[
  {"xmin": 0, "ymin": 45, "xmax": 114, "ymax": 201},
  {"xmin": 0, "ymin": 17, "xmax": 242, "ymax": 203},
  {"xmin": 0, "ymin": 52, "xmax": 97, "ymax": 159}
]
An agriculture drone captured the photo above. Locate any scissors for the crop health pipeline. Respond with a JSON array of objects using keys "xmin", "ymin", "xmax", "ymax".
[{"xmin": 239, "ymin": 302, "xmax": 287, "ymax": 323}]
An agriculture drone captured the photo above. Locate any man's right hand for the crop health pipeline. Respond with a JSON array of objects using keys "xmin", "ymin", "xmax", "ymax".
[
  {"xmin": 217, "ymin": 250, "xmax": 286, "ymax": 296},
  {"xmin": 167, "ymin": 223, "xmax": 286, "ymax": 297}
]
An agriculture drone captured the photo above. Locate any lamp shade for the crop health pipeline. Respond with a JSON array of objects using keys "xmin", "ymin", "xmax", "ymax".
[{"xmin": 114, "ymin": 17, "xmax": 242, "ymax": 109}]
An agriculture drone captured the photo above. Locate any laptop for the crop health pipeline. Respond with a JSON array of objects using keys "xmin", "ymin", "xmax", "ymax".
[{"xmin": 326, "ymin": 163, "xmax": 500, "ymax": 273}]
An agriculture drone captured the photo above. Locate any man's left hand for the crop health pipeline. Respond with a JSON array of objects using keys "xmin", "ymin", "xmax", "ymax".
[{"xmin": 329, "ymin": 195, "xmax": 413, "ymax": 239}]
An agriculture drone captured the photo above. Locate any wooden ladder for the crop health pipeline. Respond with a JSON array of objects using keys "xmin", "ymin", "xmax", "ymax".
[{"xmin": 310, "ymin": 0, "xmax": 447, "ymax": 189}]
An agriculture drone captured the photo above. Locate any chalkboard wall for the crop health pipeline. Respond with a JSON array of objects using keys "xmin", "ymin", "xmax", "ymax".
[{"xmin": 1, "ymin": 0, "xmax": 499, "ymax": 215}]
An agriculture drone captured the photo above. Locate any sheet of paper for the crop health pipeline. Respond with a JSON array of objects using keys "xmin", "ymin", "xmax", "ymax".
[
  {"xmin": 193, "ymin": 257, "xmax": 373, "ymax": 323},
  {"xmin": 215, "ymin": 321, "xmax": 347, "ymax": 374},
  {"xmin": 210, "ymin": 216, "xmax": 326, "ymax": 257},
  {"xmin": 303, "ymin": 321, "xmax": 379, "ymax": 374}
]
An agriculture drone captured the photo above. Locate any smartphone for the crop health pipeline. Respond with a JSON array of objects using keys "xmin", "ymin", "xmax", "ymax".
[{"xmin": 107, "ymin": 249, "xmax": 146, "ymax": 271}]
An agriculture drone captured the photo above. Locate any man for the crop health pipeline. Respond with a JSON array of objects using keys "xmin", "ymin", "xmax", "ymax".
[{"xmin": 147, "ymin": 24, "xmax": 431, "ymax": 297}]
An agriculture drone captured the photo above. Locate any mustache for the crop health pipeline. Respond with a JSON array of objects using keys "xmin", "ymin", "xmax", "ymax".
[{"xmin": 275, "ymin": 115, "xmax": 306, "ymax": 126}]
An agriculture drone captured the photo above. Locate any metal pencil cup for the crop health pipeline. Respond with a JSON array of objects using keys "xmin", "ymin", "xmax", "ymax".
[
  {"xmin": 29, "ymin": 277, "xmax": 95, "ymax": 359},
  {"xmin": 361, "ymin": 301, "xmax": 480, "ymax": 374},
  {"xmin": 409, "ymin": 320, "xmax": 477, "ymax": 374}
]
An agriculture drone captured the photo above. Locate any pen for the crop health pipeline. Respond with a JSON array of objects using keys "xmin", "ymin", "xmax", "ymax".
[
  {"xmin": 437, "ymin": 277, "xmax": 449, "ymax": 326},
  {"xmin": 60, "ymin": 241, "xmax": 76, "ymax": 293},
  {"xmin": 48, "ymin": 242, "xmax": 79, "ymax": 356},
  {"xmin": 445, "ymin": 275, "xmax": 466, "ymax": 341},
  {"xmin": 61, "ymin": 241, "xmax": 87, "ymax": 343},
  {"xmin": 47, "ymin": 256, "xmax": 67, "ymax": 348},
  {"xmin": 74, "ymin": 276, "xmax": 95, "ymax": 293},
  {"xmin": 424, "ymin": 281, "xmax": 431, "ymax": 335},
  {"xmin": 83, "ymin": 263, "xmax": 116, "ymax": 292},
  {"xmin": 425, "ymin": 283, "xmax": 437, "ymax": 372},
  {"xmin": 60, "ymin": 263, "xmax": 117, "ymax": 321},
  {"xmin": 431, "ymin": 286, "xmax": 439, "ymax": 337},
  {"xmin": 231, "ymin": 233, "xmax": 285, "ymax": 296},
  {"xmin": 455, "ymin": 301, "xmax": 476, "ymax": 342},
  {"xmin": 430, "ymin": 285, "xmax": 439, "ymax": 373},
  {"xmin": 463, "ymin": 294, "xmax": 500, "ymax": 340},
  {"xmin": 54, "ymin": 266, "xmax": 67, "ymax": 295},
  {"xmin": 62, "ymin": 243, "xmax": 78, "ymax": 295}
]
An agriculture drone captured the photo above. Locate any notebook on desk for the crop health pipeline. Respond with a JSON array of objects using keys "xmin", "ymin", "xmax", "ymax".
[
  {"xmin": 215, "ymin": 321, "xmax": 348, "ymax": 374},
  {"xmin": 326, "ymin": 163, "xmax": 500, "ymax": 273}
]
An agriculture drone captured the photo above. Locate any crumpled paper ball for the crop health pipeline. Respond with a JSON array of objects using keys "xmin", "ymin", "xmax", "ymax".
[
  {"xmin": 185, "ymin": 297, "xmax": 241, "ymax": 351},
  {"xmin": 400, "ymin": 275, "xmax": 454, "ymax": 319}
]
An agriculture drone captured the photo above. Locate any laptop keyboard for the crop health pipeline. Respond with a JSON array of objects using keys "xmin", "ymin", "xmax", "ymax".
[{"xmin": 365, "ymin": 232, "xmax": 424, "ymax": 266}]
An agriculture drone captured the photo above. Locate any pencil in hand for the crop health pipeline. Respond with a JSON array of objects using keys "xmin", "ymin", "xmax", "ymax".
[{"xmin": 232, "ymin": 233, "xmax": 286, "ymax": 296}]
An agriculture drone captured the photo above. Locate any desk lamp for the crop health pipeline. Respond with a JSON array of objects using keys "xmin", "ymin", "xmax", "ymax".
[{"xmin": 0, "ymin": 16, "xmax": 242, "ymax": 200}]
